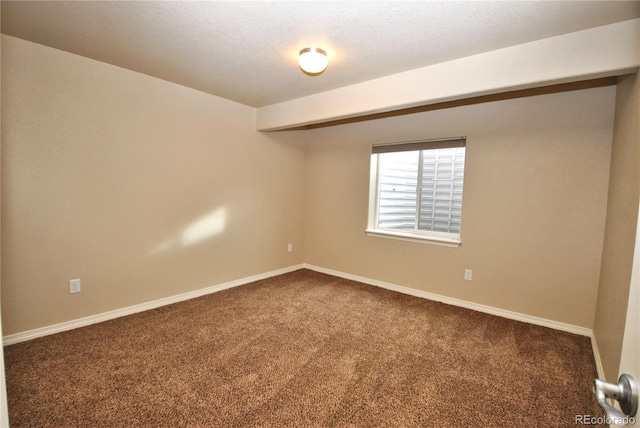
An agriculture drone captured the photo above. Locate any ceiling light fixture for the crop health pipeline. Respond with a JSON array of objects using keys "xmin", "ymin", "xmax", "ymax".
[{"xmin": 298, "ymin": 47, "xmax": 328, "ymax": 75}]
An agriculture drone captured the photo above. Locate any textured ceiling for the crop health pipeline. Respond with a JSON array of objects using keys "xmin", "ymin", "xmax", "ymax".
[{"xmin": 2, "ymin": 1, "xmax": 639, "ymax": 108}]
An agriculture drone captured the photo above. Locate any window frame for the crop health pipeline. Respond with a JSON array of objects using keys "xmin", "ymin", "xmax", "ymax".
[{"xmin": 366, "ymin": 137, "xmax": 466, "ymax": 248}]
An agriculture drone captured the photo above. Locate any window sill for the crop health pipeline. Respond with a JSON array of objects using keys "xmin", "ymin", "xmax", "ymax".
[{"xmin": 365, "ymin": 229, "xmax": 461, "ymax": 248}]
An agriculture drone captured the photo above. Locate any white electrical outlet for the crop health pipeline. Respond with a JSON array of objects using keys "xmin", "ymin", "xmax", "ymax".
[
  {"xmin": 288, "ymin": 244, "xmax": 293, "ymax": 252},
  {"xmin": 69, "ymin": 279, "xmax": 81, "ymax": 294},
  {"xmin": 464, "ymin": 269, "xmax": 473, "ymax": 281}
]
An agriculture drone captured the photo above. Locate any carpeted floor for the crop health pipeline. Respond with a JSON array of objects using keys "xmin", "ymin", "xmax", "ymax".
[{"xmin": 5, "ymin": 269, "xmax": 605, "ymax": 427}]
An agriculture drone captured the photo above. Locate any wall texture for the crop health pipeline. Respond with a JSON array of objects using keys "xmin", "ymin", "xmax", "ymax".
[
  {"xmin": 593, "ymin": 73, "xmax": 640, "ymax": 381},
  {"xmin": 304, "ymin": 86, "xmax": 615, "ymax": 328},
  {"xmin": 0, "ymin": 12, "xmax": 9, "ymax": 425},
  {"xmin": 0, "ymin": 33, "xmax": 630, "ymax": 342},
  {"xmin": 1, "ymin": 36, "xmax": 307, "ymax": 335}
]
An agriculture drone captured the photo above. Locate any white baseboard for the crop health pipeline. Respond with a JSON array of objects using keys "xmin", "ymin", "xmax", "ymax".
[
  {"xmin": 303, "ymin": 263, "xmax": 593, "ymax": 337},
  {"xmin": 2, "ymin": 264, "xmax": 305, "ymax": 346},
  {"xmin": 590, "ymin": 333, "xmax": 606, "ymax": 379},
  {"xmin": 4, "ymin": 262, "xmax": 594, "ymax": 346}
]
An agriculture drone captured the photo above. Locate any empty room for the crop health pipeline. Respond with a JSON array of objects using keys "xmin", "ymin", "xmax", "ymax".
[{"xmin": 1, "ymin": 1, "xmax": 640, "ymax": 427}]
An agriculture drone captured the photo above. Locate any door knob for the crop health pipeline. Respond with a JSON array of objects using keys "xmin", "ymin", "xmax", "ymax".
[{"xmin": 593, "ymin": 374, "xmax": 637, "ymax": 425}]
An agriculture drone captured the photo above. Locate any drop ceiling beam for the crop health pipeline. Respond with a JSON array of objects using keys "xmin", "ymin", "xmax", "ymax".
[{"xmin": 256, "ymin": 19, "xmax": 639, "ymax": 131}]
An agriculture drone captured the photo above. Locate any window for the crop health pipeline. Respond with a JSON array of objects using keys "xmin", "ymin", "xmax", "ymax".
[{"xmin": 367, "ymin": 137, "xmax": 466, "ymax": 246}]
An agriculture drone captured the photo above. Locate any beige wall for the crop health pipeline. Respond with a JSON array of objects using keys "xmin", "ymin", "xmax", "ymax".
[
  {"xmin": 0, "ymin": 33, "xmax": 630, "ymax": 342},
  {"xmin": 1, "ymin": 36, "xmax": 307, "ymax": 335},
  {"xmin": 0, "ymin": 9, "xmax": 9, "ymax": 425},
  {"xmin": 593, "ymin": 73, "xmax": 640, "ymax": 381},
  {"xmin": 304, "ymin": 86, "xmax": 615, "ymax": 328}
]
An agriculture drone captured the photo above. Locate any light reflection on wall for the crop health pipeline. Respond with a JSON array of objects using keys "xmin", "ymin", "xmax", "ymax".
[
  {"xmin": 149, "ymin": 207, "xmax": 226, "ymax": 255},
  {"xmin": 181, "ymin": 208, "xmax": 226, "ymax": 246}
]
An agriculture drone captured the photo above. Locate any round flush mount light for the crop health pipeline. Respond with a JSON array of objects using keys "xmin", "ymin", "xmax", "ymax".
[{"xmin": 298, "ymin": 47, "xmax": 328, "ymax": 75}]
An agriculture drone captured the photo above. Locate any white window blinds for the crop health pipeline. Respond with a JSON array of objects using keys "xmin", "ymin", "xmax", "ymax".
[{"xmin": 372, "ymin": 137, "xmax": 466, "ymax": 237}]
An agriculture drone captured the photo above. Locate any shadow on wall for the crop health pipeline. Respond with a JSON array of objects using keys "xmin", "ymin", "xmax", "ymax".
[{"xmin": 149, "ymin": 207, "xmax": 227, "ymax": 255}]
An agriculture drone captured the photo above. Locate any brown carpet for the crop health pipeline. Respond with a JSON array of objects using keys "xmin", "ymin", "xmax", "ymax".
[{"xmin": 5, "ymin": 269, "xmax": 605, "ymax": 427}]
